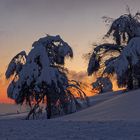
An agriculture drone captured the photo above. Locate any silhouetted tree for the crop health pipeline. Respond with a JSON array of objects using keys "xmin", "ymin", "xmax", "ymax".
[
  {"xmin": 87, "ymin": 9, "xmax": 140, "ymax": 90},
  {"xmin": 5, "ymin": 35, "xmax": 88, "ymax": 119}
]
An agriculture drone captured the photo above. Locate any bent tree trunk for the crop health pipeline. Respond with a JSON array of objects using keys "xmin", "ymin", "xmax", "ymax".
[
  {"xmin": 47, "ymin": 95, "xmax": 52, "ymax": 119},
  {"xmin": 26, "ymin": 94, "xmax": 44, "ymax": 120},
  {"xmin": 127, "ymin": 76, "xmax": 133, "ymax": 90},
  {"xmin": 127, "ymin": 64, "xmax": 133, "ymax": 90}
]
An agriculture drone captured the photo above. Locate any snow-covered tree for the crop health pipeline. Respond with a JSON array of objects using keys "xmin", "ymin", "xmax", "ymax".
[
  {"xmin": 105, "ymin": 9, "xmax": 140, "ymax": 45},
  {"xmin": 87, "ymin": 43, "xmax": 123, "ymax": 76},
  {"xmin": 87, "ymin": 9, "xmax": 140, "ymax": 91},
  {"xmin": 87, "ymin": 43, "xmax": 122, "ymax": 92},
  {"xmin": 6, "ymin": 35, "xmax": 88, "ymax": 119},
  {"xmin": 92, "ymin": 77, "xmax": 112, "ymax": 93},
  {"xmin": 104, "ymin": 37, "xmax": 140, "ymax": 89}
]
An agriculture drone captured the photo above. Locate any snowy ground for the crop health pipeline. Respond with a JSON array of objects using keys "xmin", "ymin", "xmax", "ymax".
[
  {"xmin": 1, "ymin": 119, "xmax": 140, "ymax": 140},
  {"xmin": 0, "ymin": 104, "xmax": 27, "ymax": 116},
  {"xmin": 58, "ymin": 89, "xmax": 140, "ymax": 121},
  {"xmin": 1, "ymin": 89, "xmax": 140, "ymax": 140}
]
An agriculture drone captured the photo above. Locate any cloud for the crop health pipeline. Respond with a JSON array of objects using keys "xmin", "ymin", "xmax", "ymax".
[{"xmin": 68, "ymin": 70, "xmax": 93, "ymax": 83}]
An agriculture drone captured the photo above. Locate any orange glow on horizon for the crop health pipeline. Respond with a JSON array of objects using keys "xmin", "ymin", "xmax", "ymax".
[
  {"xmin": 0, "ymin": 84, "xmax": 13, "ymax": 104},
  {"xmin": 0, "ymin": 72, "xmax": 125, "ymax": 104},
  {"xmin": 0, "ymin": 74, "xmax": 14, "ymax": 104},
  {"xmin": 112, "ymin": 78, "xmax": 125, "ymax": 91}
]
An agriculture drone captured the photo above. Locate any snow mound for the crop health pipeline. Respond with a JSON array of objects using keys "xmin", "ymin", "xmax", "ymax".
[{"xmin": 57, "ymin": 89, "xmax": 140, "ymax": 121}]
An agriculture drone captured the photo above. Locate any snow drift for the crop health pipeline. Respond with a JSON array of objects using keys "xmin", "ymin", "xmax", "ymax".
[{"xmin": 57, "ymin": 89, "xmax": 140, "ymax": 121}]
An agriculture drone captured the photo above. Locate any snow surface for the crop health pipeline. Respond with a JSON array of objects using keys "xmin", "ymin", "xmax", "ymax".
[
  {"xmin": 1, "ymin": 89, "xmax": 140, "ymax": 140},
  {"xmin": 1, "ymin": 119, "xmax": 140, "ymax": 140},
  {"xmin": 57, "ymin": 89, "xmax": 140, "ymax": 121}
]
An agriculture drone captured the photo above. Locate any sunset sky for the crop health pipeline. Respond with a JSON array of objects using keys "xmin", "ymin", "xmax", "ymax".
[{"xmin": 0, "ymin": 0, "xmax": 140, "ymax": 103}]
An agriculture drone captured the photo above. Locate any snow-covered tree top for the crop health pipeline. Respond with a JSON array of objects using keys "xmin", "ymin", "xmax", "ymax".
[
  {"xmin": 32, "ymin": 35, "xmax": 73, "ymax": 65},
  {"xmin": 106, "ymin": 12, "xmax": 140, "ymax": 45},
  {"xmin": 5, "ymin": 51, "xmax": 26, "ymax": 79},
  {"xmin": 5, "ymin": 35, "xmax": 73, "ymax": 102}
]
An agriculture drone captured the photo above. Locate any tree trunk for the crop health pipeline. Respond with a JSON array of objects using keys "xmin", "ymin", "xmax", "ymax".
[
  {"xmin": 127, "ymin": 65, "xmax": 133, "ymax": 90},
  {"xmin": 138, "ymin": 79, "xmax": 140, "ymax": 88},
  {"xmin": 127, "ymin": 76, "xmax": 133, "ymax": 90},
  {"xmin": 47, "ymin": 95, "xmax": 52, "ymax": 119}
]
